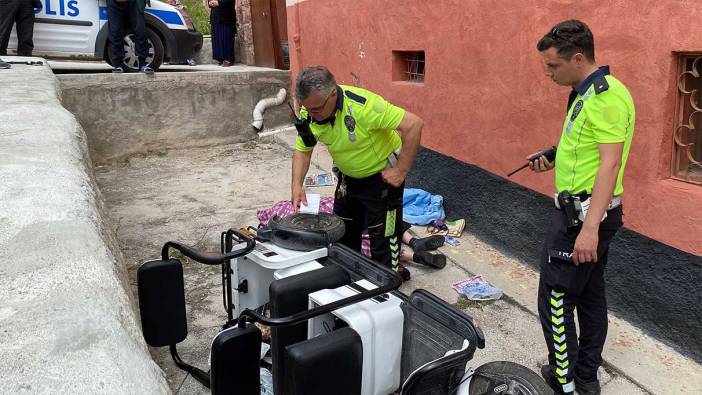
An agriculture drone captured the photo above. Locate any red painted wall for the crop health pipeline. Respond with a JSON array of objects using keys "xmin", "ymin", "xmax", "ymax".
[{"xmin": 286, "ymin": 0, "xmax": 702, "ymax": 256}]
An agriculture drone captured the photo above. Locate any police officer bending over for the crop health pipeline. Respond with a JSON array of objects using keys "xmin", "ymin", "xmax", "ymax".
[
  {"xmin": 292, "ymin": 66, "xmax": 423, "ymax": 281},
  {"xmin": 531, "ymin": 20, "xmax": 635, "ymax": 395}
]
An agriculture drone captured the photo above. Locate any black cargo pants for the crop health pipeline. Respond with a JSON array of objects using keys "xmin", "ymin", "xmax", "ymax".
[
  {"xmin": 0, "ymin": 0, "xmax": 35, "ymax": 56},
  {"xmin": 333, "ymin": 172, "xmax": 404, "ymax": 272},
  {"xmin": 106, "ymin": 0, "xmax": 148, "ymax": 67},
  {"xmin": 538, "ymin": 204, "xmax": 623, "ymax": 393}
]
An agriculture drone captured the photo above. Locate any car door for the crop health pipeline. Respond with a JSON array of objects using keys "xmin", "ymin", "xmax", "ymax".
[{"xmin": 9, "ymin": 0, "xmax": 100, "ymax": 58}]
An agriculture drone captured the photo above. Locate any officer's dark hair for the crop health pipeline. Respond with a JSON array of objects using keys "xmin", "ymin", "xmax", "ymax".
[
  {"xmin": 537, "ymin": 20, "xmax": 595, "ymax": 62},
  {"xmin": 296, "ymin": 66, "xmax": 337, "ymax": 101}
]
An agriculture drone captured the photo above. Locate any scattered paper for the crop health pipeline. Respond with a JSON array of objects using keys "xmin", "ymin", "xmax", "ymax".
[
  {"xmin": 445, "ymin": 236, "xmax": 461, "ymax": 246},
  {"xmin": 304, "ymin": 173, "xmax": 338, "ymax": 187},
  {"xmin": 452, "ymin": 275, "xmax": 503, "ymax": 301}
]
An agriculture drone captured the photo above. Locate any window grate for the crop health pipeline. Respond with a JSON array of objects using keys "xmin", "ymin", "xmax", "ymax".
[
  {"xmin": 674, "ymin": 54, "xmax": 702, "ymax": 185},
  {"xmin": 404, "ymin": 52, "xmax": 425, "ymax": 83},
  {"xmin": 392, "ymin": 51, "xmax": 425, "ymax": 83}
]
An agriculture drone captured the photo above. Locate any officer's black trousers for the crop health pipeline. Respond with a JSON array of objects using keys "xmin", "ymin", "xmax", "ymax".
[
  {"xmin": 333, "ymin": 172, "xmax": 404, "ymax": 272},
  {"xmin": 0, "ymin": 0, "xmax": 35, "ymax": 56},
  {"xmin": 538, "ymin": 205, "xmax": 622, "ymax": 392},
  {"xmin": 106, "ymin": 0, "xmax": 148, "ymax": 67}
]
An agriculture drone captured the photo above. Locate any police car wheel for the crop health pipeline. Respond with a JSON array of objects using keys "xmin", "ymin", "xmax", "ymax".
[{"xmin": 118, "ymin": 29, "xmax": 164, "ymax": 72}]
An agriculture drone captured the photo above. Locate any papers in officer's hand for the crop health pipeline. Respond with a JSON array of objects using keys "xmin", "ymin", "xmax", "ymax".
[{"xmin": 299, "ymin": 193, "xmax": 321, "ymax": 214}]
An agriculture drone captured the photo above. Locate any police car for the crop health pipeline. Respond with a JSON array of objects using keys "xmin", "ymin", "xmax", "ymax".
[{"xmin": 7, "ymin": 0, "xmax": 203, "ymax": 71}]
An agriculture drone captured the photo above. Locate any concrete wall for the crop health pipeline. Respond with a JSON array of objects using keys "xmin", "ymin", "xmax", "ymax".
[
  {"xmin": 0, "ymin": 58, "xmax": 169, "ymax": 393},
  {"xmin": 286, "ymin": 0, "xmax": 702, "ymax": 256},
  {"xmin": 57, "ymin": 69, "xmax": 291, "ymax": 163},
  {"xmin": 194, "ymin": 36, "xmax": 215, "ymax": 65}
]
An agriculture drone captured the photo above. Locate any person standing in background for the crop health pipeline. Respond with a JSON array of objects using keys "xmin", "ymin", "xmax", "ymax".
[
  {"xmin": 208, "ymin": 0, "xmax": 236, "ymax": 67},
  {"xmin": 0, "ymin": 0, "xmax": 40, "ymax": 57},
  {"xmin": 106, "ymin": 0, "xmax": 154, "ymax": 74}
]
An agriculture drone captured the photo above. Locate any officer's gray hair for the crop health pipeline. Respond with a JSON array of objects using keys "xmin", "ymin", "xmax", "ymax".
[{"xmin": 295, "ymin": 66, "xmax": 337, "ymax": 101}]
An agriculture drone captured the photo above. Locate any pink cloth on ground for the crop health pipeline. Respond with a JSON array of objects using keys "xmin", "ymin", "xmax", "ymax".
[{"xmin": 256, "ymin": 197, "xmax": 372, "ymax": 257}]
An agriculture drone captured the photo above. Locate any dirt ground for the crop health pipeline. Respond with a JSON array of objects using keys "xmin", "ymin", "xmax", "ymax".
[{"xmin": 95, "ymin": 135, "xmax": 646, "ymax": 394}]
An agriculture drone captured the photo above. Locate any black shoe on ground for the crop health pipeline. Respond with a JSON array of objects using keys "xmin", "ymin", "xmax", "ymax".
[
  {"xmin": 413, "ymin": 251, "xmax": 447, "ymax": 269},
  {"xmin": 0, "ymin": 58, "xmax": 10, "ymax": 69},
  {"xmin": 574, "ymin": 375, "xmax": 601, "ymax": 395},
  {"xmin": 112, "ymin": 66, "xmax": 124, "ymax": 73},
  {"xmin": 409, "ymin": 235, "xmax": 444, "ymax": 252},
  {"xmin": 396, "ymin": 265, "xmax": 411, "ymax": 282},
  {"xmin": 540, "ymin": 365, "xmax": 573, "ymax": 395}
]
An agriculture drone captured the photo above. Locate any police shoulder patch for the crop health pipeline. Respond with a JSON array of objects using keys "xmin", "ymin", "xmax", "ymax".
[
  {"xmin": 593, "ymin": 75, "xmax": 609, "ymax": 94},
  {"xmin": 372, "ymin": 99, "xmax": 387, "ymax": 114},
  {"xmin": 344, "ymin": 90, "xmax": 367, "ymax": 105}
]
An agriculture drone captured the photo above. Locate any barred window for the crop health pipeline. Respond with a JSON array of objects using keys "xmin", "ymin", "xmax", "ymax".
[
  {"xmin": 674, "ymin": 54, "xmax": 702, "ymax": 184},
  {"xmin": 392, "ymin": 51, "xmax": 425, "ymax": 83}
]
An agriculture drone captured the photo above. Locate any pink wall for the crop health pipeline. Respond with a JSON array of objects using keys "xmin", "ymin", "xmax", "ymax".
[{"xmin": 286, "ymin": 0, "xmax": 702, "ymax": 256}]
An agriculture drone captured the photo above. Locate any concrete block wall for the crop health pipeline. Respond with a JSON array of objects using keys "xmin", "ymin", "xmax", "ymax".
[
  {"xmin": 57, "ymin": 69, "xmax": 291, "ymax": 163},
  {"xmin": 195, "ymin": 36, "xmax": 215, "ymax": 65},
  {"xmin": 0, "ymin": 58, "xmax": 170, "ymax": 394}
]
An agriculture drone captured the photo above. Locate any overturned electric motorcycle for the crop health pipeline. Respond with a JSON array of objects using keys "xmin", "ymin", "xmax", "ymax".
[{"xmin": 137, "ymin": 213, "xmax": 552, "ymax": 394}]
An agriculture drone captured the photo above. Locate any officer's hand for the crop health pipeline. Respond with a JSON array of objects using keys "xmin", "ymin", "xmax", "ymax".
[
  {"xmin": 572, "ymin": 227, "xmax": 599, "ymax": 265},
  {"xmin": 291, "ymin": 186, "xmax": 307, "ymax": 211},
  {"xmin": 381, "ymin": 167, "xmax": 406, "ymax": 187},
  {"xmin": 527, "ymin": 153, "xmax": 555, "ymax": 172}
]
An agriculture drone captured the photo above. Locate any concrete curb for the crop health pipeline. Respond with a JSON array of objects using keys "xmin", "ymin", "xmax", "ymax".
[{"xmin": 0, "ymin": 57, "xmax": 170, "ymax": 394}]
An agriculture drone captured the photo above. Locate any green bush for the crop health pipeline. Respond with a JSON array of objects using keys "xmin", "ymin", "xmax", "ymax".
[{"xmin": 182, "ymin": 0, "xmax": 211, "ymax": 35}]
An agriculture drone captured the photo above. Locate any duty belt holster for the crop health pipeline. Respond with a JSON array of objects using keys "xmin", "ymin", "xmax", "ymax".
[{"xmin": 557, "ymin": 191, "xmax": 582, "ymax": 228}]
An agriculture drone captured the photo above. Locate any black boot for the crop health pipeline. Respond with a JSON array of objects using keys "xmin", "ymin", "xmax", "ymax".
[
  {"xmin": 574, "ymin": 374, "xmax": 601, "ymax": 395},
  {"xmin": 396, "ymin": 264, "xmax": 411, "ymax": 282},
  {"xmin": 409, "ymin": 235, "xmax": 444, "ymax": 252},
  {"xmin": 540, "ymin": 365, "xmax": 573, "ymax": 395},
  {"xmin": 412, "ymin": 251, "xmax": 447, "ymax": 269}
]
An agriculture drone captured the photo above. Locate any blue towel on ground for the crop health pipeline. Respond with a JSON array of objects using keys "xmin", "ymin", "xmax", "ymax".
[{"xmin": 403, "ymin": 188, "xmax": 446, "ymax": 225}]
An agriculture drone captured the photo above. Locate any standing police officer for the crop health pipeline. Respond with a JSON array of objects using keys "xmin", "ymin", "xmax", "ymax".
[
  {"xmin": 291, "ymin": 66, "xmax": 423, "ymax": 281},
  {"xmin": 530, "ymin": 20, "xmax": 635, "ymax": 395}
]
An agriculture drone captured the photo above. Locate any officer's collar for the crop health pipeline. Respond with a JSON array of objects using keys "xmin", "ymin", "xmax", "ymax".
[
  {"xmin": 573, "ymin": 65, "xmax": 610, "ymax": 95},
  {"xmin": 313, "ymin": 85, "xmax": 344, "ymax": 126}
]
